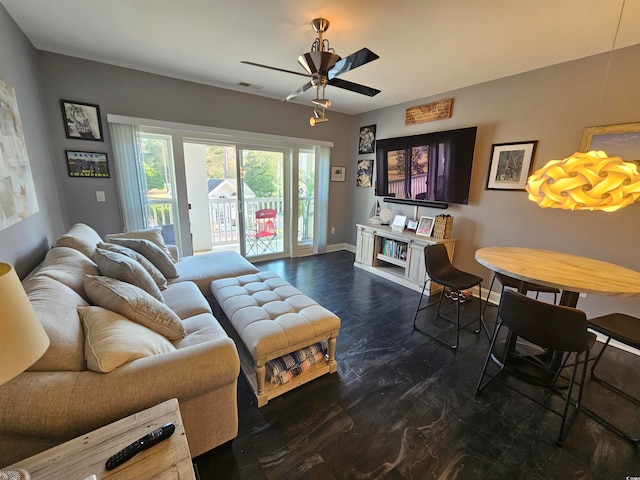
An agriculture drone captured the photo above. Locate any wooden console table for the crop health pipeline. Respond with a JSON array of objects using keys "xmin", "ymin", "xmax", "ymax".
[
  {"xmin": 5, "ymin": 398, "xmax": 196, "ymax": 479},
  {"xmin": 354, "ymin": 223, "xmax": 456, "ymax": 293}
]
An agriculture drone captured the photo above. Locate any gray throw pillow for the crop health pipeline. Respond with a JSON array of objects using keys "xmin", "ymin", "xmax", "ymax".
[
  {"xmin": 98, "ymin": 242, "xmax": 167, "ymax": 289},
  {"xmin": 109, "ymin": 238, "xmax": 178, "ymax": 278},
  {"xmin": 95, "ymin": 248, "xmax": 164, "ymax": 301},
  {"xmin": 84, "ymin": 275, "xmax": 186, "ymax": 340}
]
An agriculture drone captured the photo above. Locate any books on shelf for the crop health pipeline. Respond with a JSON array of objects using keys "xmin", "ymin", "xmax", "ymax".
[{"xmin": 380, "ymin": 238, "xmax": 408, "ymax": 261}]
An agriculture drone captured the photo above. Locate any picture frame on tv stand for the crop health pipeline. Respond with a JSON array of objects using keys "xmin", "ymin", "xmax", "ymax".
[{"xmin": 416, "ymin": 216, "xmax": 435, "ymax": 237}]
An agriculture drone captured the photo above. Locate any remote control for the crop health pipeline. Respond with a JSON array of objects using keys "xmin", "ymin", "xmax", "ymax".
[{"xmin": 105, "ymin": 422, "xmax": 175, "ymax": 471}]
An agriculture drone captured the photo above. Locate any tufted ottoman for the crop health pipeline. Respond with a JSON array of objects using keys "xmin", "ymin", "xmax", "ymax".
[{"xmin": 210, "ymin": 271, "xmax": 340, "ymax": 407}]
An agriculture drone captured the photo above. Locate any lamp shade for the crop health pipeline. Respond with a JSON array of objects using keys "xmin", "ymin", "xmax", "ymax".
[
  {"xmin": 0, "ymin": 263, "xmax": 49, "ymax": 385},
  {"xmin": 525, "ymin": 150, "xmax": 640, "ymax": 212}
]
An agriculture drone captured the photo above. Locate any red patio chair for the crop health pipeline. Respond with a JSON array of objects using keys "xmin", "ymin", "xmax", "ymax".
[{"xmin": 247, "ymin": 209, "xmax": 277, "ymax": 255}]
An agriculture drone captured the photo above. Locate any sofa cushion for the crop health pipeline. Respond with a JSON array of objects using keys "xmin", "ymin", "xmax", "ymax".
[
  {"xmin": 98, "ymin": 242, "xmax": 167, "ymax": 289},
  {"xmin": 23, "ymin": 276, "xmax": 88, "ymax": 372},
  {"xmin": 109, "ymin": 238, "xmax": 178, "ymax": 278},
  {"xmin": 105, "ymin": 228, "xmax": 174, "ymax": 262},
  {"xmin": 79, "ymin": 306, "xmax": 176, "ymax": 373},
  {"xmin": 35, "ymin": 246, "xmax": 99, "ymax": 300},
  {"xmin": 54, "ymin": 223, "xmax": 103, "ymax": 260},
  {"xmin": 162, "ymin": 282, "xmax": 212, "ymax": 319},
  {"xmin": 174, "ymin": 313, "xmax": 233, "ymax": 349},
  {"xmin": 170, "ymin": 251, "xmax": 259, "ymax": 297},
  {"xmin": 95, "ymin": 248, "xmax": 164, "ymax": 301},
  {"xmin": 84, "ymin": 275, "xmax": 187, "ymax": 340}
]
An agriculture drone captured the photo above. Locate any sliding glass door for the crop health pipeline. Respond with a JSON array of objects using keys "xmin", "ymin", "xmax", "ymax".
[
  {"xmin": 110, "ymin": 116, "xmax": 329, "ymax": 259},
  {"xmin": 238, "ymin": 147, "xmax": 286, "ymax": 258}
]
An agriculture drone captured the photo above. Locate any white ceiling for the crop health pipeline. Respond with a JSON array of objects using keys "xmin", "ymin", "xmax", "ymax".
[{"xmin": 2, "ymin": 0, "xmax": 638, "ymax": 115}]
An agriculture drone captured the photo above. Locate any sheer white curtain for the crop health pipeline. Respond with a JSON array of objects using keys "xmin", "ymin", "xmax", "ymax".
[
  {"xmin": 314, "ymin": 145, "xmax": 330, "ymax": 253},
  {"xmin": 108, "ymin": 122, "xmax": 148, "ymax": 231}
]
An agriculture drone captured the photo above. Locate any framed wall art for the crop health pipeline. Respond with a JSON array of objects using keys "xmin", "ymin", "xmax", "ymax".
[
  {"xmin": 356, "ymin": 159, "xmax": 374, "ymax": 187},
  {"xmin": 60, "ymin": 99, "xmax": 104, "ymax": 141},
  {"xmin": 65, "ymin": 150, "xmax": 110, "ymax": 178},
  {"xmin": 416, "ymin": 216, "xmax": 435, "ymax": 237},
  {"xmin": 486, "ymin": 140, "xmax": 538, "ymax": 190},
  {"xmin": 359, "ymin": 124, "xmax": 376, "ymax": 154},
  {"xmin": 0, "ymin": 79, "xmax": 39, "ymax": 231},
  {"xmin": 330, "ymin": 166, "xmax": 346, "ymax": 182},
  {"xmin": 580, "ymin": 122, "xmax": 640, "ymax": 162}
]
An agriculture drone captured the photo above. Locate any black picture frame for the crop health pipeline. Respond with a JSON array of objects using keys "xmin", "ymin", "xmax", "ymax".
[
  {"xmin": 65, "ymin": 150, "xmax": 110, "ymax": 178},
  {"xmin": 60, "ymin": 99, "xmax": 104, "ymax": 141},
  {"xmin": 485, "ymin": 140, "xmax": 538, "ymax": 190},
  {"xmin": 359, "ymin": 124, "xmax": 376, "ymax": 154}
]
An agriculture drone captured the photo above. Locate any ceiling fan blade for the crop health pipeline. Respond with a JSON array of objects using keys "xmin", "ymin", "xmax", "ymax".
[
  {"xmin": 327, "ymin": 48, "xmax": 379, "ymax": 79},
  {"xmin": 284, "ymin": 81, "xmax": 313, "ymax": 101},
  {"xmin": 241, "ymin": 61, "xmax": 310, "ymax": 78},
  {"xmin": 328, "ymin": 78, "xmax": 381, "ymax": 97},
  {"xmin": 328, "ymin": 77, "xmax": 381, "ymax": 97}
]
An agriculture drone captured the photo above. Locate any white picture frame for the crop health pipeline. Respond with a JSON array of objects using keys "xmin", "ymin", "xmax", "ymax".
[
  {"xmin": 331, "ymin": 166, "xmax": 346, "ymax": 182},
  {"xmin": 391, "ymin": 215, "xmax": 407, "ymax": 232},
  {"xmin": 486, "ymin": 140, "xmax": 538, "ymax": 190},
  {"xmin": 416, "ymin": 216, "xmax": 435, "ymax": 237}
]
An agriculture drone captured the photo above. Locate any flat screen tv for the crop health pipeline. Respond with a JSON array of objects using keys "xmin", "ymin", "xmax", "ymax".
[{"xmin": 375, "ymin": 126, "xmax": 477, "ymax": 207}]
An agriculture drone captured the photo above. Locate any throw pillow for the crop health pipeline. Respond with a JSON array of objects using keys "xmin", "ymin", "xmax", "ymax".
[
  {"xmin": 104, "ymin": 228, "xmax": 175, "ymax": 262},
  {"xmin": 97, "ymin": 242, "xmax": 167, "ymax": 289},
  {"xmin": 79, "ymin": 306, "xmax": 175, "ymax": 373},
  {"xmin": 54, "ymin": 223, "xmax": 103, "ymax": 260},
  {"xmin": 94, "ymin": 248, "xmax": 164, "ymax": 301},
  {"xmin": 84, "ymin": 275, "xmax": 187, "ymax": 340},
  {"xmin": 109, "ymin": 238, "xmax": 178, "ymax": 278}
]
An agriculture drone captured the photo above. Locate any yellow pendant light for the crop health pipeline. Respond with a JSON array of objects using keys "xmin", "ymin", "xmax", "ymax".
[
  {"xmin": 525, "ymin": 150, "xmax": 640, "ymax": 212},
  {"xmin": 526, "ymin": 0, "xmax": 640, "ymax": 212}
]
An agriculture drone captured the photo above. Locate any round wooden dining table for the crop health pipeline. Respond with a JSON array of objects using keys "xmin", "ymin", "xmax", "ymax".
[{"xmin": 475, "ymin": 246, "xmax": 640, "ymax": 307}]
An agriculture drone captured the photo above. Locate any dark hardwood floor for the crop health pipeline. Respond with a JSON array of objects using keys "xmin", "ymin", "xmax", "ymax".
[{"xmin": 194, "ymin": 251, "xmax": 640, "ymax": 479}]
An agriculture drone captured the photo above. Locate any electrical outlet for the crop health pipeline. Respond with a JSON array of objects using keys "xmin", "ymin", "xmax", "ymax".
[
  {"xmin": 331, "ymin": 226, "xmax": 335, "ymax": 235},
  {"xmin": 579, "ymin": 292, "xmax": 587, "ymax": 298}
]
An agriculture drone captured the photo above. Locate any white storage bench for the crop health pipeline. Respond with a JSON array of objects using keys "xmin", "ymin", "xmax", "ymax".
[{"xmin": 210, "ymin": 271, "xmax": 340, "ymax": 407}]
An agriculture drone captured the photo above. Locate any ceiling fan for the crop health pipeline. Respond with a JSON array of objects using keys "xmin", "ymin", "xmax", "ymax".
[{"xmin": 242, "ymin": 18, "xmax": 380, "ymax": 124}]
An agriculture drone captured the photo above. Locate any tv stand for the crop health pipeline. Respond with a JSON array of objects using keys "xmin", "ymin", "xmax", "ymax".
[{"xmin": 354, "ymin": 224, "xmax": 456, "ymax": 294}]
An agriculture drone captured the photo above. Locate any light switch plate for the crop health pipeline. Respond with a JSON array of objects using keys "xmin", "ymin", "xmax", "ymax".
[{"xmin": 96, "ymin": 191, "xmax": 106, "ymax": 202}]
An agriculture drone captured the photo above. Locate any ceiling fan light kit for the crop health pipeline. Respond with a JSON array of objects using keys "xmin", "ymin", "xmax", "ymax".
[{"xmin": 242, "ymin": 17, "xmax": 380, "ymax": 125}]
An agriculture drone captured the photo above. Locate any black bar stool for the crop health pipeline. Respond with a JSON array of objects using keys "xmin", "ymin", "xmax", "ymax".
[{"xmin": 413, "ymin": 243, "xmax": 486, "ymax": 349}]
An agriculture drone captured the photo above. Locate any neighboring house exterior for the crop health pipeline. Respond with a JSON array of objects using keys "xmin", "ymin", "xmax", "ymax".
[{"xmin": 207, "ymin": 178, "xmax": 255, "ymax": 199}]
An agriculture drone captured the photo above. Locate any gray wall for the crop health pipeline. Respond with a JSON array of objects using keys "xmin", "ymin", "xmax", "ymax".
[
  {"xmin": 0, "ymin": 5, "xmax": 65, "ymax": 277},
  {"xmin": 37, "ymin": 52, "xmax": 356, "ymax": 247},
  {"xmin": 2, "ymin": 0, "xmax": 640, "ymax": 320},
  {"xmin": 351, "ymin": 44, "xmax": 640, "ymax": 318}
]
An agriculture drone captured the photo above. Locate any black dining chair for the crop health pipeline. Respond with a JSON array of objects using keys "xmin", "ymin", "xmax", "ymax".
[
  {"xmin": 483, "ymin": 272, "xmax": 560, "ymax": 315},
  {"xmin": 581, "ymin": 313, "xmax": 640, "ymax": 444},
  {"xmin": 476, "ymin": 290, "xmax": 596, "ymax": 446},
  {"xmin": 482, "ymin": 272, "xmax": 561, "ymax": 335},
  {"xmin": 412, "ymin": 243, "xmax": 486, "ymax": 349}
]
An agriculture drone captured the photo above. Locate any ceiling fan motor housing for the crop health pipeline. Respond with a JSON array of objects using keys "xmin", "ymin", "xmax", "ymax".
[{"xmin": 298, "ymin": 51, "xmax": 341, "ymax": 75}]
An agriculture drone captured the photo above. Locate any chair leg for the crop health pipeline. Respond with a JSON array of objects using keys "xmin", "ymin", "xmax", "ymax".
[
  {"xmin": 475, "ymin": 320, "xmax": 505, "ymax": 394},
  {"xmin": 412, "ymin": 279, "xmax": 429, "ymax": 328},
  {"xmin": 580, "ymin": 336, "xmax": 640, "ymax": 444},
  {"xmin": 556, "ymin": 350, "xmax": 589, "ymax": 446},
  {"xmin": 476, "ymin": 285, "xmax": 490, "ymax": 338},
  {"xmin": 482, "ymin": 274, "xmax": 498, "ymax": 317},
  {"xmin": 414, "ymin": 282, "xmax": 485, "ymax": 350},
  {"xmin": 413, "ymin": 286, "xmax": 457, "ymax": 349}
]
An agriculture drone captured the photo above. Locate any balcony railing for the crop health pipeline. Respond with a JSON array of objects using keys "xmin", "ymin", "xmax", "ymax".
[{"xmin": 147, "ymin": 196, "xmax": 312, "ymax": 247}]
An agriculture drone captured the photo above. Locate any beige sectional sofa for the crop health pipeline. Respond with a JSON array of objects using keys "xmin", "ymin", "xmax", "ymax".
[{"xmin": 0, "ymin": 223, "xmax": 259, "ymax": 466}]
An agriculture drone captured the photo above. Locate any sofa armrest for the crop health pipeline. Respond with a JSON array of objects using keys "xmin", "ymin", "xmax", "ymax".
[{"xmin": 0, "ymin": 338, "xmax": 239, "ymax": 439}]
